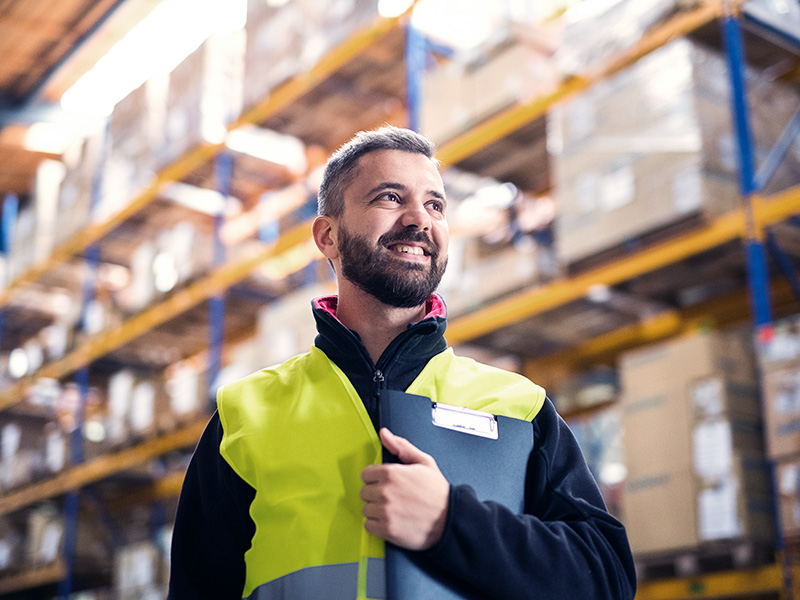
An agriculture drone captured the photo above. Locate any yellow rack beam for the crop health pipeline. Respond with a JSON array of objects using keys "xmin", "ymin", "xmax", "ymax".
[
  {"xmin": 446, "ymin": 185, "xmax": 800, "ymax": 345},
  {"xmin": 233, "ymin": 11, "xmax": 408, "ymax": 129},
  {"xmin": 436, "ymin": 0, "xmax": 725, "ymax": 166},
  {"xmin": 0, "ymin": 219, "xmax": 314, "ymax": 412},
  {"xmin": 0, "ymin": 419, "xmax": 206, "ymax": 517},
  {"xmin": 0, "ymin": 13, "xmax": 407, "ymax": 312},
  {"xmin": 0, "ymin": 560, "xmax": 65, "ymax": 595},
  {"xmin": 635, "ymin": 562, "xmax": 794, "ymax": 599},
  {"xmin": 528, "ymin": 274, "xmax": 800, "ymax": 376}
]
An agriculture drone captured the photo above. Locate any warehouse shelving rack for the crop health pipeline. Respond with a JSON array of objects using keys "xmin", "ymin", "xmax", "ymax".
[{"xmin": 0, "ymin": 0, "xmax": 799, "ymax": 597}]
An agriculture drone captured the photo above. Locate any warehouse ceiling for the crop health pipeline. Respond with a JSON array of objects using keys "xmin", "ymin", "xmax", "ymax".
[{"xmin": 0, "ymin": 0, "xmax": 161, "ymax": 195}]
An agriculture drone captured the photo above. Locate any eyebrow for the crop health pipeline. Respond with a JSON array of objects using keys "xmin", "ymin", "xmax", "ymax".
[{"xmin": 366, "ymin": 182, "xmax": 447, "ymax": 203}]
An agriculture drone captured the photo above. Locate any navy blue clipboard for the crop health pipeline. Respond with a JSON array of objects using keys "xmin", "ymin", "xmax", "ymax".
[{"xmin": 379, "ymin": 390, "xmax": 534, "ymax": 600}]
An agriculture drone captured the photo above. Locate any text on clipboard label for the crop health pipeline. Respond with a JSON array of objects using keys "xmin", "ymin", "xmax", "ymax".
[{"xmin": 431, "ymin": 402, "xmax": 498, "ymax": 440}]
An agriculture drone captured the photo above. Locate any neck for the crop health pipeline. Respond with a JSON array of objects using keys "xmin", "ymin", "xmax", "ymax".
[{"xmin": 335, "ymin": 284, "xmax": 428, "ymax": 365}]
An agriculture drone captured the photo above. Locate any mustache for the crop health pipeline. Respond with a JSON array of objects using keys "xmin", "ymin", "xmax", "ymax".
[{"xmin": 378, "ymin": 228, "xmax": 439, "ymax": 259}]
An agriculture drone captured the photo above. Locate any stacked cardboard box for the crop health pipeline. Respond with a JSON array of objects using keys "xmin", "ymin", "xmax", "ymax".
[
  {"xmin": 420, "ymin": 26, "xmax": 558, "ymax": 145},
  {"xmin": 619, "ymin": 329, "xmax": 773, "ymax": 555},
  {"xmin": 255, "ymin": 282, "xmax": 335, "ymax": 368},
  {"xmin": 102, "ymin": 75, "xmax": 168, "ymax": 222},
  {"xmin": 0, "ymin": 416, "xmax": 66, "ymax": 491},
  {"xmin": 440, "ymin": 236, "xmax": 546, "ymax": 318},
  {"xmin": 56, "ymin": 129, "xmax": 105, "ymax": 247},
  {"xmin": 0, "ymin": 514, "xmax": 25, "ymax": 573},
  {"xmin": 25, "ymin": 503, "xmax": 112, "ymax": 571},
  {"xmin": 758, "ymin": 314, "xmax": 800, "ymax": 537},
  {"xmin": 164, "ymin": 359, "xmax": 207, "ymax": 427},
  {"xmin": 117, "ymin": 221, "xmax": 213, "ymax": 314},
  {"xmin": 105, "ymin": 370, "xmax": 170, "ymax": 449},
  {"xmin": 554, "ymin": 0, "xmax": 687, "ymax": 76},
  {"xmin": 158, "ymin": 31, "xmax": 245, "ymax": 170},
  {"xmin": 548, "ymin": 38, "xmax": 800, "ymax": 266},
  {"xmin": 114, "ymin": 541, "xmax": 164, "ymax": 600},
  {"xmin": 243, "ymin": 0, "xmax": 380, "ymax": 112}
]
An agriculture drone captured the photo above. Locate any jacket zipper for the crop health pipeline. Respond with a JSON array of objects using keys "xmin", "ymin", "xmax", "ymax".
[{"xmin": 372, "ymin": 369, "xmax": 385, "ymax": 429}]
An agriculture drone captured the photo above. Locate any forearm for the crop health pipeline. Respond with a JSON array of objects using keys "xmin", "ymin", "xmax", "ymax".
[{"xmin": 424, "ymin": 484, "xmax": 634, "ymax": 599}]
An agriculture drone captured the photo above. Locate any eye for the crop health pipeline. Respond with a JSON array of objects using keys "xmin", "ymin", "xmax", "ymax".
[
  {"xmin": 428, "ymin": 199, "xmax": 445, "ymax": 213},
  {"xmin": 376, "ymin": 191, "xmax": 401, "ymax": 203}
]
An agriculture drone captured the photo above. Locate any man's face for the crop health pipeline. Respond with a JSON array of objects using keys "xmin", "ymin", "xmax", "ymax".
[{"xmin": 334, "ymin": 150, "xmax": 449, "ymax": 308}]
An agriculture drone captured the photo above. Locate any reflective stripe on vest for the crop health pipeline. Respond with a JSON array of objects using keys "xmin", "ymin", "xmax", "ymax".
[
  {"xmin": 218, "ymin": 346, "xmax": 545, "ymax": 599},
  {"xmin": 246, "ymin": 559, "xmax": 386, "ymax": 600}
]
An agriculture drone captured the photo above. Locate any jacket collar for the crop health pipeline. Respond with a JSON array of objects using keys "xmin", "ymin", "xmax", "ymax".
[{"xmin": 311, "ymin": 293, "xmax": 448, "ymax": 389}]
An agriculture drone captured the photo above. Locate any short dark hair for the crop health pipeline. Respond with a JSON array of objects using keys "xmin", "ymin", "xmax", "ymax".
[{"xmin": 317, "ymin": 126, "xmax": 438, "ymax": 217}]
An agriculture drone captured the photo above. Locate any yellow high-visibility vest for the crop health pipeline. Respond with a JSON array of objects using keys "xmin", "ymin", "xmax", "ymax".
[{"xmin": 218, "ymin": 346, "xmax": 546, "ymax": 600}]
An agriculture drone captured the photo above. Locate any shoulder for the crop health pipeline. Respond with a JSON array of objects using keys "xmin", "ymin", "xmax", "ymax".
[{"xmin": 440, "ymin": 350, "xmax": 547, "ymax": 420}]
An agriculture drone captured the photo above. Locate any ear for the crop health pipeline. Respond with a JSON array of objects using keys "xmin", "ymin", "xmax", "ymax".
[{"xmin": 312, "ymin": 216, "xmax": 339, "ymax": 261}]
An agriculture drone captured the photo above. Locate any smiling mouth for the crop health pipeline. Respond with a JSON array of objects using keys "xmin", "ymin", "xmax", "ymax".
[{"xmin": 390, "ymin": 244, "xmax": 427, "ymax": 256}]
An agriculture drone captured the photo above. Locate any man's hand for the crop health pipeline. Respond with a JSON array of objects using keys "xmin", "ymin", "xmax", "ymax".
[{"xmin": 360, "ymin": 427, "xmax": 450, "ymax": 550}]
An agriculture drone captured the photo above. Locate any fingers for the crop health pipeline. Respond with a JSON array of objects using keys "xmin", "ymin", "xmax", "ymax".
[{"xmin": 379, "ymin": 427, "xmax": 434, "ymax": 466}]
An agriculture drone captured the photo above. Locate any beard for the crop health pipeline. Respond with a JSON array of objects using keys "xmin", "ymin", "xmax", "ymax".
[{"xmin": 337, "ymin": 224, "xmax": 447, "ymax": 308}]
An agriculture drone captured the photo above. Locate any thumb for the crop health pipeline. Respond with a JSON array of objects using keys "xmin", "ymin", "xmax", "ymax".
[{"xmin": 380, "ymin": 427, "xmax": 433, "ymax": 466}]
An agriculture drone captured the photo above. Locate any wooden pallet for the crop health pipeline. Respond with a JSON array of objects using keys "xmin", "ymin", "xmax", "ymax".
[{"xmin": 635, "ymin": 539, "xmax": 776, "ymax": 582}]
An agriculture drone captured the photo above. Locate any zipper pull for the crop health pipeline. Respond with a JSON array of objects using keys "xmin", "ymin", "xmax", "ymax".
[
  {"xmin": 372, "ymin": 369, "xmax": 385, "ymax": 431},
  {"xmin": 373, "ymin": 369, "xmax": 385, "ymax": 393}
]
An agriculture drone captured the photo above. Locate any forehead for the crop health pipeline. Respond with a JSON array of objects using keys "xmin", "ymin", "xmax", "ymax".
[{"xmin": 345, "ymin": 149, "xmax": 444, "ymax": 198}]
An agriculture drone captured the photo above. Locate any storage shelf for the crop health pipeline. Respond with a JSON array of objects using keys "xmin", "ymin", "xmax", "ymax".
[
  {"xmin": 0, "ymin": 10, "xmax": 410, "ymax": 313},
  {"xmin": 0, "ymin": 418, "xmax": 205, "ymax": 517},
  {"xmin": 0, "ymin": 218, "xmax": 313, "ymax": 412},
  {"xmin": 436, "ymin": 0, "xmax": 726, "ymax": 169},
  {"xmin": 0, "ymin": 561, "xmax": 64, "ymax": 596},
  {"xmin": 635, "ymin": 562, "xmax": 795, "ymax": 599},
  {"xmin": 446, "ymin": 185, "xmax": 800, "ymax": 345},
  {"xmin": 0, "ymin": 2, "xmax": 795, "ymax": 598}
]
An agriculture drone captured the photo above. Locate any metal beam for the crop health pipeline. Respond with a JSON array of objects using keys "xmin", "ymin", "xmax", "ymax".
[
  {"xmin": 0, "ymin": 419, "xmax": 207, "ymax": 517},
  {"xmin": 446, "ymin": 185, "xmax": 800, "ymax": 344}
]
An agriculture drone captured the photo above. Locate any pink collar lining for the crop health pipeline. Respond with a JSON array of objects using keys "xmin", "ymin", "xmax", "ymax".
[{"xmin": 313, "ymin": 293, "xmax": 446, "ymax": 323}]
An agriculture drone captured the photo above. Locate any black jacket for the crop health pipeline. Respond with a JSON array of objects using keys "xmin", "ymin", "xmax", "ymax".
[{"xmin": 168, "ymin": 296, "xmax": 637, "ymax": 599}]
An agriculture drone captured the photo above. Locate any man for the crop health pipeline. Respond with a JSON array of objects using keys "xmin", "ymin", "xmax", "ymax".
[{"xmin": 169, "ymin": 126, "xmax": 636, "ymax": 599}]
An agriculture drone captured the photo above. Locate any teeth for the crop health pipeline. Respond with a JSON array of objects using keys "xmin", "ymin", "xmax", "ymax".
[{"xmin": 394, "ymin": 245, "xmax": 424, "ymax": 255}]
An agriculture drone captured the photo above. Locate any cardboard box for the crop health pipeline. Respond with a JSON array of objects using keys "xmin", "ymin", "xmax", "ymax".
[
  {"xmin": 619, "ymin": 329, "xmax": 772, "ymax": 554},
  {"xmin": 777, "ymin": 456, "xmax": 800, "ymax": 537},
  {"xmin": 420, "ymin": 32, "xmax": 557, "ymax": 145},
  {"xmin": 0, "ymin": 515, "xmax": 25, "ymax": 573},
  {"xmin": 103, "ymin": 75, "xmax": 168, "ymax": 220},
  {"xmin": 0, "ymin": 417, "xmax": 52, "ymax": 491},
  {"xmin": 56, "ymin": 129, "xmax": 105, "ymax": 246},
  {"xmin": 549, "ymin": 38, "xmax": 800, "ymax": 265},
  {"xmin": 554, "ymin": 0, "xmax": 685, "ymax": 76},
  {"xmin": 624, "ymin": 466, "xmax": 698, "ymax": 554},
  {"xmin": 624, "ymin": 455, "xmax": 774, "ymax": 556},
  {"xmin": 761, "ymin": 362, "xmax": 800, "ymax": 459},
  {"xmin": 443, "ymin": 238, "xmax": 542, "ymax": 318},
  {"xmin": 243, "ymin": 0, "xmax": 308, "ymax": 110},
  {"xmin": 159, "ymin": 30, "xmax": 244, "ymax": 170},
  {"xmin": 114, "ymin": 541, "xmax": 162, "ymax": 600},
  {"xmin": 243, "ymin": 0, "xmax": 380, "ymax": 111}
]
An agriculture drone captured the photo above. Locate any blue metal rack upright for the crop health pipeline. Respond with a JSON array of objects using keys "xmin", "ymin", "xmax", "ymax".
[
  {"xmin": 722, "ymin": 3, "xmax": 800, "ymax": 599},
  {"xmin": 208, "ymin": 152, "xmax": 232, "ymax": 407}
]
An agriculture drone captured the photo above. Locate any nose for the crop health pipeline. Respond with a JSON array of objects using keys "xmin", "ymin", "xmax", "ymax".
[{"xmin": 400, "ymin": 198, "xmax": 431, "ymax": 231}]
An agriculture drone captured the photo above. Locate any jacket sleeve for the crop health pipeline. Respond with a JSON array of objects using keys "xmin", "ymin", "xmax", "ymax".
[
  {"xmin": 422, "ymin": 397, "xmax": 637, "ymax": 599},
  {"xmin": 168, "ymin": 411, "xmax": 256, "ymax": 600}
]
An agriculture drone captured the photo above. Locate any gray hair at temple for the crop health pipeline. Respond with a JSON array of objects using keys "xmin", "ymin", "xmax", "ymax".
[{"xmin": 317, "ymin": 126, "xmax": 438, "ymax": 218}]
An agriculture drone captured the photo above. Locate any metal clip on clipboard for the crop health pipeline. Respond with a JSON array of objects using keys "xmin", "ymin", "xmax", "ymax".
[{"xmin": 431, "ymin": 402, "xmax": 498, "ymax": 440}]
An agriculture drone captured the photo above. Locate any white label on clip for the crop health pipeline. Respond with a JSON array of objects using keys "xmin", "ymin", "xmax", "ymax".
[{"xmin": 431, "ymin": 403, "xmax": 498, "ymax": 440}]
